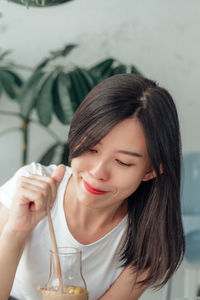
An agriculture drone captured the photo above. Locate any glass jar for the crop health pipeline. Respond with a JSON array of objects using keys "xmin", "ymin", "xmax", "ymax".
[{"xmin": 41, "ymin": 247, "xmax": 88, "ymax": 300}]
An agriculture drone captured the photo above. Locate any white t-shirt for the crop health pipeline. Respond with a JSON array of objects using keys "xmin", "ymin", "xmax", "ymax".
[{"xmin": 0, "ymin": 163, "xmax": 128, "ymax": 300}]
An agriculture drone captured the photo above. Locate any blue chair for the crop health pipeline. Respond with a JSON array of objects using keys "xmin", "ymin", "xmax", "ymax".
[
  {"xmin": 182, "ymin": 152, "xmax": 200, "ymax": 217},
  {"xmin": 185, "ymin": 231, "xmax": 200, "ymax": 264},
  {"xmin": 181, "ymin": 153, "xmax": 200, "ymax": 298},
  {"xmin": 164, "ymin": 152, "xmax": 200, "ymax": 300}
]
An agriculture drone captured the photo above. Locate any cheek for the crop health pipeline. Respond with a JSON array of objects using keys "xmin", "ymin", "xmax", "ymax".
[
  {"xmin": 71, "ymin": 157, "xmax": 87, "ymax": 172},
  {"xmin": 71, "ymin": 158, "xmax": 78, "ymax": 170},
  {"xmin": 116, "ymin": 170, "xmax": 146, "ymax": 194}
]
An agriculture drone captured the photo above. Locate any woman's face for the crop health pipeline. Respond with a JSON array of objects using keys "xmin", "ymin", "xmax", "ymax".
[{"xmin": 71, "ymin": 118, "xmax": 155, "ymax": 210}]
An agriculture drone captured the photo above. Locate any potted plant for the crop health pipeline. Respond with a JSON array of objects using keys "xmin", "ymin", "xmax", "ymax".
[{"xmin": 0, "ymin": 45, "xmax": 142, "ymax": 166}]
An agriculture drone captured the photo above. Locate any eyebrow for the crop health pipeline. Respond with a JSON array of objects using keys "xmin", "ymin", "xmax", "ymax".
[{"xmin": 118, "ymin": 150, "xmax": 143, "ymax": 158}]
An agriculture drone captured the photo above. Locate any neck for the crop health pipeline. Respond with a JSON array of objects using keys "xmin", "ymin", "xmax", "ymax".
[{"xmin": 63, "ymin": 175, "xmax": 127, "ymax": 244}]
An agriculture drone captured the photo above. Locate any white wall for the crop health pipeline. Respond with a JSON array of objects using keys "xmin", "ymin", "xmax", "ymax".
[{"xmin": 1, "ymin": 0, "xmax": 200, "ymax": 184}]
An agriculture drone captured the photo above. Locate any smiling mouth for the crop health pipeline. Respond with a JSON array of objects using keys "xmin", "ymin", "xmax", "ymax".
[{"xmin": 83, "ymin": 181, "xmax": 107, "ymax": 195}]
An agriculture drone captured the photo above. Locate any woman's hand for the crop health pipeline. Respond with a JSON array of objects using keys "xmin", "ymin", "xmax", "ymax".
[
  {"xmin": 6, "ymin": 164, "xmax": 66, "ymax": 235},
  {"xmin": 0, "ymin": 165, "xmax": 66, "ymax": 300}
]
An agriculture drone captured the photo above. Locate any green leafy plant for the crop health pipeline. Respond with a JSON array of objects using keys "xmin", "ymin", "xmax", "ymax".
[
  {"xmin": 0, "ymin": 49, "xmax": 23, "ymax": 99},
  {"xmin": 0, "ymin": 45, "xmax": 142, "ymax": 166},
  {"xmin": 9, "ymin": 0, "xmax": 72, "ymax": 8},
  {"xmin": 0, "ymin": 49, "xmax": 31, "ymax": 165}
]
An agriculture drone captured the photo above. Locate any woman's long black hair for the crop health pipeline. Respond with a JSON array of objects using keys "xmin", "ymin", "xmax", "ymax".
[{"xmin": 68, "ymin": 74, "xmax": 185, "ymax": 288}]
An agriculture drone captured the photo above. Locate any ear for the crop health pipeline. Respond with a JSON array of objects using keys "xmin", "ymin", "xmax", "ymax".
[
  {"xmin": 142, "ymin": 169, "xmax": 157, "ymax": 182},
  {"xmin": 142, "ymin": 164, "xmax": 163, "ymax": 182}
]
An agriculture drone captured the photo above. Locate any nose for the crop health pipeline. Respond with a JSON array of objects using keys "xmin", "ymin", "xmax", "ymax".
[{"xmin": 89, "ymin": 160, "xmax": 110, "ymax": 181}]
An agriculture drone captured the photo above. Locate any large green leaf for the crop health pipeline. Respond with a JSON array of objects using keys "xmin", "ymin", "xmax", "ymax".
[
  {"xmin": 39, "ymin": 142, "xmax": 60, "ymax": 165},
  {"xmin": 53, "ymin": 72, "xmax": 73, "ymax": 124},
  {"xmin": 69, "ymin": 68, "xmax": 90, "ymax": 108},
  {"xmin": 110, "ymin": 64, "xmax": 127, "ymax": 75},
  {"xmin": 89, "ymin": 59, "xmax": 142, "ymax": 81},
  {"xmin": 26, "ymin": 0, "xmax": 32, "ymax": 6},
  {"xmin": 50, "ymin": 44, "xmax": 77, "ymax": 58},
  {"xmin": 130, "ymin": 65, "xmax": 142, "ymax": 76},
  {"xmin": 59, "ymin": 142, "xmax": 69, "ymax": 165},
  {"xmin": 19, "ymin": 0, "xmax": 32, "ymax": 7},
  {"xmin": 4, "ymin": 70, "xmax": 23, "ymax": 87},
  {"xmin": 77, "ymin": 68, "xmax": 97, "ymax": 91},
  {"xmin": 68, "ymin": 71, "xmax": 81, "ymax": 111},
  {"xmin": 36, "ymin": 73, "xmax": 54, "ymax": 126},
  {"xmin": 0, "ymin": 50, "xmax": 12, "ymax": 61},
  {"xmin": 89, "ymin": 58, "xmax": 115, "ymax": 80},
  {"xmin": 19, "ymin": 70, "xmax": 45, "ymax": 117},
  {"xmin": 35, "ymin": 44, "xmax": 77, "ymax": 72},
  {"xmin": 35, "ymin": 58, "xmax": 51, "ymax": 72},
  {"xmin": 11, "ymin": 0, "xmax": 73, "ymax": 8},
  {"xmin": 0, "ymin": 69, "xmax": 17, "ymax": 99},
  {"xmin": 74, "ymin": 68, "xmax": 90, "ymax": 101}
]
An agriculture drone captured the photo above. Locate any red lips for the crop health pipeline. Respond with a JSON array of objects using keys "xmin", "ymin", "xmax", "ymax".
[{"xmin": 83, "ymin": 181, "xmax": 107, "ymax": 195}]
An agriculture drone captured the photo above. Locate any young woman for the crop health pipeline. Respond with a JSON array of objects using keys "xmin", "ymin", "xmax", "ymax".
[{"xmin": 0, "ymin": 73, "xmax": 185, "ymax": 300}]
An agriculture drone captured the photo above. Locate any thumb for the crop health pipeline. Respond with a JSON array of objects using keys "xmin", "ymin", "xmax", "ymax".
[{"xmin": 51, "ymin": 164, "xmax": 66, "ymax": 186}]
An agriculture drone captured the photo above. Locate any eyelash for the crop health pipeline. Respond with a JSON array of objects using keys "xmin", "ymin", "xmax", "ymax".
[
  {"xmin": 88, "ymin": 149, "xmax": 133, "ymax": 167},
  {"xmin": 116, "ymin": 159, "xmax": 133, "ymax": 167},
  {"xmin": 88, "ymin": 149, "xmax": 97, "ymax": 153}
]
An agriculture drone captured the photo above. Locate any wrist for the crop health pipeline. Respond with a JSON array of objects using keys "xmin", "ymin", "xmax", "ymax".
[{"xmin": 2, "ymin": 223, "xmax": 29, "ymax": 246}]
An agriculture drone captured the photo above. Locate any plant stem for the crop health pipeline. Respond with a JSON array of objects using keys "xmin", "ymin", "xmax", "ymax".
[{"xmin": 22, "ymin": 117, "xmax": 30, "ymax": 166}]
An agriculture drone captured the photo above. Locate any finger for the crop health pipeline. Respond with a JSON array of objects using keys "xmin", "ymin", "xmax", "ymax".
[
  {"xmin": 51, "ymin": 164, "xmax": 66, "ymax": 185},
  {"xmin": 18, "ymin": 177, "xmax": 56, "ymax": 207},
  {"xmin": 20, "ymin": 175, "xmax": 52, "ymax": 189},
  {"xmin": 16, "ymin": 187, "xmax": 49, "ymax": 212}
]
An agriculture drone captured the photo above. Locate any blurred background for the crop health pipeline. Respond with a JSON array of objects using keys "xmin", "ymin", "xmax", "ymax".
[{"xmin": 0, "ymin": 0, "xmax": 200, "ymax": 299}]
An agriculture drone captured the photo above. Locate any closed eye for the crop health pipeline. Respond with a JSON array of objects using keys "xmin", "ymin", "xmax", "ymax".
[
  {"xmin": 88, "ymin": 149, "xmax": 97, "ymax": 153},
  {"xmin": 116, "ymin": 159, "xmax": 133, "ymax": 167}
]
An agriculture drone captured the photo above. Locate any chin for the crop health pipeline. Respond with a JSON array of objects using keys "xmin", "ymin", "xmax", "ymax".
[{"xmin": 79, "ymin": 195, "xmax": 103, "ymax": 209}]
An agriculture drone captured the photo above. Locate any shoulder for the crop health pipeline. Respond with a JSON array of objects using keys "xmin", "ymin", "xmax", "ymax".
[
  {"xmin": 14, "ymin": 162, "xmax": 57, "ymax": 177},
  {"xmin": 1, "ymin": 162, "xmax": 71, "ymax": 188},
  {"xmin": 99, "ymin": 266, "xmax": 149, "ymax": 300},
  {"xmin": 0, "ymin": 163, "xmax": 71, "ymax": 208},
  {"xmin": 13, "ymin": 162, "xmax": 71, "ymax": 178}
]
